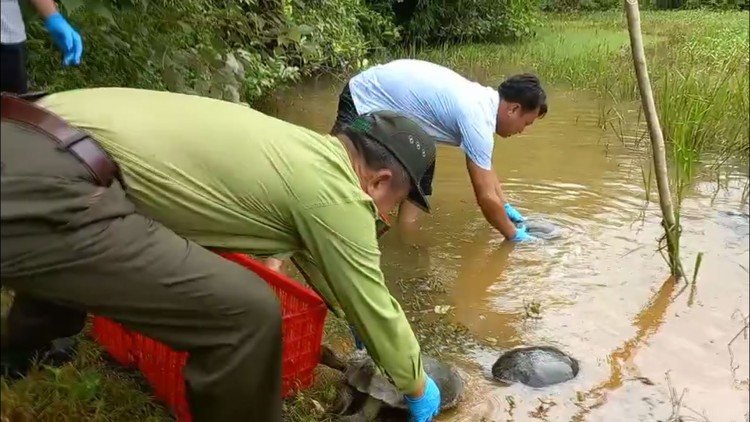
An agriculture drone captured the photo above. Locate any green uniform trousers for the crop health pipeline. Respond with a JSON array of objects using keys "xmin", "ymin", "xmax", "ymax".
[{"xmin": 0, "ymin": 120, "xmax": 283, "ymax": 422}]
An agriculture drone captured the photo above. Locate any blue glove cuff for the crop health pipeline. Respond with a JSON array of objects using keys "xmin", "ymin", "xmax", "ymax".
[
  {"xmin": 512, "ymin": 225, "xmax": 530, "ymax": 242},
  {"xmin": 404, "ymin": 375, "xmax": 436, "ymax": 402},
  {"xmin": 404, "ymin": 391, "xmax": 424, "ymax": 403}
]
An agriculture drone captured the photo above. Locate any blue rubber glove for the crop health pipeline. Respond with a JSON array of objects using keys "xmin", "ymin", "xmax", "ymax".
[
  {"xmin": 350, "ymin": 325, "xmax": 365, "ymax": 350},
  {"xmin": 512, "ymin": 224, "xmax": 534, "ymax": 242},
  {"xmin": 44, "ymin": 13, "xmax": 83, "ymax": 66},
  {"xmin": 504, "ymin": 203, "xmax": 525, "ymax": 224},
  {"xmin": 405, "ymin": 375, "xmax": 441, "ymax": 422}
]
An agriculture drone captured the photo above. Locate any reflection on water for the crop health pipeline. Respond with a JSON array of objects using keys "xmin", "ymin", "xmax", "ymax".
[{"xmin": 260, "ymin": 72, "xmax": 750, "ymax": 421}]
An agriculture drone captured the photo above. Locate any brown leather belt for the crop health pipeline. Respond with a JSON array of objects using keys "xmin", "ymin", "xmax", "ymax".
[{"xmin": 1, "ymin": 92, "xmax": 124, "ymax": 188}]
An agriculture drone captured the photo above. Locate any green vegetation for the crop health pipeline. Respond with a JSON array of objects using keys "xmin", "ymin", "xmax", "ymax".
[
  {"xmin": 5, "ymin": 3, "xmax": 749, "ymax": 421},
  {"xmin": 411, "ymin": 11, "xmax": 749, "ymax": 193},
  {"xmin": 411, "ymin": 10, "xmax": 748, "ymax": 278},
  {"xmin": 1, "ymin": 288, "xmax": 352, "ymax": 422},
  {"xmin": 541, "ymin": 0, "xmax": 747, "ymax": 12},
  {"xmin": 24, "ymin": 0, "xmax": 537, "ymax": 103},
  {"xmin": 24, "ymin": 0, "xmax": 400, "ymax": 103}
]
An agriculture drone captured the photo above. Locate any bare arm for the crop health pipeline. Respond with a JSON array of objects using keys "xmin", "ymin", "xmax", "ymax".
[
  {"xmin": 494, "ymin": 175, "xmax": 509, "ymax": 204},
  {"xmin": 28, "ymin": 0, "xmax": 58, "ymax": 18},
  {"xmin": 466, "ymin": 156, "xmax": 517, "ymax": 239}
]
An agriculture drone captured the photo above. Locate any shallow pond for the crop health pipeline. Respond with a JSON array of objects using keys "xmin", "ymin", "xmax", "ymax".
[{"xmin": 259, "ymin": 71, "xmax": 749, "ymax": 421}]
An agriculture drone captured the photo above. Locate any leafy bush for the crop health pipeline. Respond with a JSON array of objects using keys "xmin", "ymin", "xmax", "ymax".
[
  {"xmin": 540, "ymin": 0, "xmax": 620, "ymax": 12},
  {"xmin": 367, "ymin": 0, "xmax": 539, "ymax": 45},
  {"xmin": 24, "ymin": 0, "xmax": 395, "ymax": 104},
  {"xmin": 23, "ymin": 0, "xmax": 539, "ymax": 103},
  {"xmin": 285, "ymin": 0, "xmax": 400, "ymax": 73}
]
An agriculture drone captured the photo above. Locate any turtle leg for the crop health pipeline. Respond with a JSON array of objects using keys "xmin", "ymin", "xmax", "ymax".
[
  {"xmin": 335, "ymin": 396, "xmax": 381, "ymax": 422},
  {"xmin": 320, "ymin": 344, "xmax": 347, "ymax": 372},
  {"xmin": 332, "ymin": 388, "xmax": 371, "ymax": 422}
]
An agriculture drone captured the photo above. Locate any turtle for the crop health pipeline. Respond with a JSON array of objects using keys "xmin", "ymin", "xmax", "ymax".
[
  {"xmin": 491, "ymin": 345, "xmax": 579, "ymax": 388},
  {"xmin": 518, "ymin": 218, "xmax": 562, "ymax": 240},
  {"xmin": 319, "ymin": 345, "xmax": 465, "ymax": 421}
]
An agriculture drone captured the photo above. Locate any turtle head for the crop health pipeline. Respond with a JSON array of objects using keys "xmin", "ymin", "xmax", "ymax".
[{"xmin": 320, "ymin": 345, "xmax": 347, "ymax": 372}]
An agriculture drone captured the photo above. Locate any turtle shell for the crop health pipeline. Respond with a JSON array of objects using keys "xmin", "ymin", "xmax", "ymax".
[
  {"xmin": 491, "ymin": 345, "xmax": 579, "ymax": 388},
  {"xmin": 343, "ymin": 351, "xmax": 465, "ymax": 411},
  {"xmin": 521, "ymin": 218, "xmax": 562, "ymax": 240}
]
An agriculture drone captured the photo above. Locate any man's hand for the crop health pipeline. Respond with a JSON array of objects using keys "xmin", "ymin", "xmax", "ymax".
[
  {"xmin": 504, "ymin": 203, "xmax": 525, "ymax": 224},
  {"xmin": 30, "ymin": 0, "xmax": 83, "ymax": 66},
  {"xmin": 511, "ymin": 224, "xmax": 534, "ymax": 242},
  {"xmin": 44, "ymin": 13, "xmax": 83, "ymax": 66},
  {"xmin": 405, "ymin": 375, "xmax": 441, "ymax": 422}
]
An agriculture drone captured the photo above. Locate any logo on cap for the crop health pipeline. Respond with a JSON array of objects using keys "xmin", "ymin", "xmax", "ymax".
[{"xmin": 408, "ymin": 135, "xmax": 426, "ymax": 157}]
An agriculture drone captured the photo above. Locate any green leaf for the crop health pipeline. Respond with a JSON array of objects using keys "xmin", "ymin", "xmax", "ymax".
[
  {"xmin": 250, "ymin": 14, "xmax": 266, "ymax": 30},
  {"xmin": 299, "ymin": 43, "xmax": 318, "ymax": 58},
  {"xmin": 297, "ymin": 24, "xmax": 314, "ymax": 35},
  {"xmin": 177, "ymin": 21, "xmax": 194, "ymax": 34}
]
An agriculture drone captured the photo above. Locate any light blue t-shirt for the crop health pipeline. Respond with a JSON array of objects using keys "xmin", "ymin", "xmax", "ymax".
[{"xmin": 349, "ymin": 59, "xmax": 500, "ymax": 170}]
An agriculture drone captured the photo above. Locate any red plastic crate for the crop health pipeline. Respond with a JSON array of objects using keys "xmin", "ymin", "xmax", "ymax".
[
  {"xmin": 91, "ymin": 317, "xmax": 134, "ymax": 366},
  {"xmin": 92, "ymin": 252, "xmax": 328, "ymax": 422}
]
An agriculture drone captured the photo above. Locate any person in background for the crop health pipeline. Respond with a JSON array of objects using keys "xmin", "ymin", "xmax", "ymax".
[
  {"xmin": 1, "ymin": 0, "xmax": 85, "ymax": 378},
  {"xmin": 1, "ymin": 0, "xmax": 83, "ymax": 93},
  {"xmin": 331, "ymin": 59, "xmax": 548, "ymax": 242},
  {"xmin": 1, "ymin": 88, "xmax": 441, "ymax": 422}
]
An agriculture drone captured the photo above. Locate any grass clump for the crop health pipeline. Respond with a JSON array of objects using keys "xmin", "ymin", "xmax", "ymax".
[
  {"xmin": 407, "ymin": 11, "xmax": 749, "ymax": 167},
  {"xmin": 1, "ymin": 333, "xmax": 172, "ymax": 422},
  {"xmin": 0, "ymin": 289, "xmax": 352, "ymax": 422}
]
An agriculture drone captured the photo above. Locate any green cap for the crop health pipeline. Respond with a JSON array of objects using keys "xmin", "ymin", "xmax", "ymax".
[{"xmin": 347, "ymin": 110, "xmax": 437, "ymax": 212}]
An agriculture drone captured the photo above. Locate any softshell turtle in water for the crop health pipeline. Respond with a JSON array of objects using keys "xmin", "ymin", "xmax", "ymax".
[
  {"xmin": 319, "ymin": 345, "xmax": 465, "ymax": 421},
  {"xmin": 491, "ymin": 345, "xmax": 579, "ymax": 388},
  {"xmin": 519, "ymin": 218, "xmax": 562, "ymax": 240}
]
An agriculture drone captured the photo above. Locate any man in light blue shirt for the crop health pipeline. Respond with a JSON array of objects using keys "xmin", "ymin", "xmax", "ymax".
[{"xmin": 331, "ymin": 59, "xmax": 548, "ymax": 242}]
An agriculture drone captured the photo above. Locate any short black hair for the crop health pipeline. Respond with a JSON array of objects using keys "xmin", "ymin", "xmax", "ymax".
[
  {"xmin": 498, "ymin": 73, "xmax": 548, "ymax": 117},
  {"xmin": 342, "ymin": 127, "xmax": 411, "ymax": 190}
]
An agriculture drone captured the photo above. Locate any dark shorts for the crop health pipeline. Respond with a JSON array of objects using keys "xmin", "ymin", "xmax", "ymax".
[
  {"xmin": 331, "ymin": 81, "xmax": 435, "ymax": 197},
  {"xmin": 1, "ymin": 42, "xmax": 29, "ymax": 94}
]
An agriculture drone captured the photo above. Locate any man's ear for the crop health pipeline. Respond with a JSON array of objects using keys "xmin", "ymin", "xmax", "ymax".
[
  {"xmin": 370, "ymin": 168, "xmax": 394, "ymax": 190},
  {"xmin": 507, "ymin": 102, "xmax": 521, "ymax": 115}
]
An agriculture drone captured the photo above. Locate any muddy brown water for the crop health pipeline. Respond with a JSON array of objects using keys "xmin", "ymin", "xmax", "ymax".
[{"xmin": 259, "ymin": 73, "xmax": 749, "ymax": 422}]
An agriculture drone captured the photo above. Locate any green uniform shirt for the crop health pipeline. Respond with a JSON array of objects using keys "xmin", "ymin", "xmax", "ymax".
[{"xmin": 38, "ymin": 87, "xmax": 424, "ymax": 393}]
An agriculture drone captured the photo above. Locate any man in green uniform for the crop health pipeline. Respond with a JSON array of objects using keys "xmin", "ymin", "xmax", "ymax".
[{"xmin": 0, "ymin": 88, "xmax": 441, "ymax": 422}]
